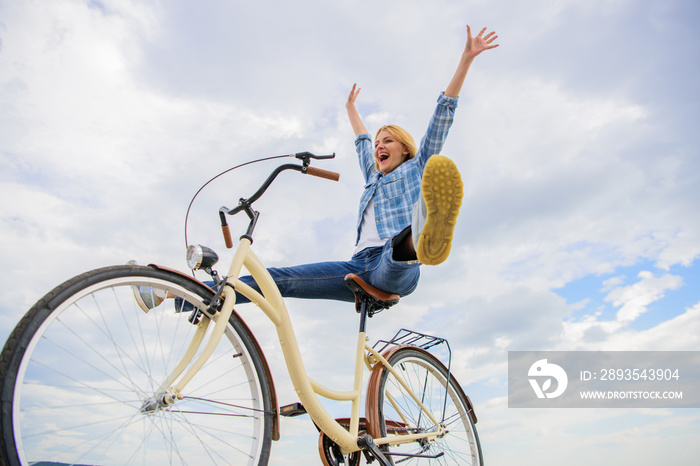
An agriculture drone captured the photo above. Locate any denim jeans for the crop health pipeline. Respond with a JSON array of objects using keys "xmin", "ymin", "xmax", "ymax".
[{"xmin": 201, "ymin": 233, "xmax": 421, "ymax": 305}]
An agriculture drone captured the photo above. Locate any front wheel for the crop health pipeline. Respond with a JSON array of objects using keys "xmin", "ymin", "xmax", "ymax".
[
  {"xmin": 0, "ymin": 265, "xmax": 274, "ymax": 465},
  {"xmin": 367, "ymin": 347, "xmax": 482, "ymax": 465}
]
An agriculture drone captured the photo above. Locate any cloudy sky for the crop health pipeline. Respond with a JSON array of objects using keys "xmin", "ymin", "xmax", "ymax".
[{"xmin": 1, "ymin": 0, "xmax": 699, "ymax": 464}]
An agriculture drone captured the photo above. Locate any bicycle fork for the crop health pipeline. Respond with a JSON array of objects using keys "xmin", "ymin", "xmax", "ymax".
[{"xmin": 147, "ymin": 242, "xmax": 252, "ymax": 406}]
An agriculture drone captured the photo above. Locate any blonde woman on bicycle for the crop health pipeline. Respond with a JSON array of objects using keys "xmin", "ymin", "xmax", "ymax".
[{"xmin": 135, "ymin": 25, "xmax": 498, "ymax": 311}]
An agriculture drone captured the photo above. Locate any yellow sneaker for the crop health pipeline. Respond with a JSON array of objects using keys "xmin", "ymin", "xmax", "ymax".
[{"xmin": 413, "ymin": 155, "xmax": 464, "ymax": 265}]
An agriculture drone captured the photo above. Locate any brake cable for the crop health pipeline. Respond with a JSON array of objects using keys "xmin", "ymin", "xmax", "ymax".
[{"xmin": 183, "ymin": 154, "xmax": 292, "ymax": 249}]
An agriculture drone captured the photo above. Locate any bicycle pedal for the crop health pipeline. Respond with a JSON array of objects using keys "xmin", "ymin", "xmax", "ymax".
[{"xmin": 280, "ymin": 402, "xmax": 307, "ymax": 417}]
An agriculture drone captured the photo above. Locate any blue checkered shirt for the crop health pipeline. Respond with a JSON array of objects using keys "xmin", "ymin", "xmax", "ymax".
[{"xmin": 354, "ymin": 93, "xmax": 459, "ymax": 245}]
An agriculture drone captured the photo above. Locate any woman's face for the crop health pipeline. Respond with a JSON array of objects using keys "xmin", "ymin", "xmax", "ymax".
[{"xmin": 374, "ymin": 130, "xmax": 410, "ymax": 174}]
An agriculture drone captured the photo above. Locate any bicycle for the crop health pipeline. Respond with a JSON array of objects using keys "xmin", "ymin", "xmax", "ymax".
[{"xmin": 0, "ymin": 152, "xmax": 482, "ymax": 465}]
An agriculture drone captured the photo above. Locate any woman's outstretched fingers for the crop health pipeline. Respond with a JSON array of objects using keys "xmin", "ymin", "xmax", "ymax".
[
  {"xmin": 347, "ymin": 83, "xmax": 361, "ymax": 107},
  {"xmin": 466, "ymin": 25, "xmax": 499, "ymax": 57}
]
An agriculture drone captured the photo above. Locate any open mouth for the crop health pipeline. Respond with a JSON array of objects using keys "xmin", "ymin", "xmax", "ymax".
[{"xmin": 377, "ymin": 153, "xmax": 389, "ymax": 164}]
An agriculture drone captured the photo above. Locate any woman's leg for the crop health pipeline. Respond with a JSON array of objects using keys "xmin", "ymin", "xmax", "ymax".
[
  {"xmin": 366, "ymin": 236, "xmax": 421, "ymax": 297},
  {"xmin": 235, "ymin": 260, "xmax": 363, "ymax": 304},
  {"xmin": 390, "ymin": 226, "xmax": 417, "ymax": 262}
]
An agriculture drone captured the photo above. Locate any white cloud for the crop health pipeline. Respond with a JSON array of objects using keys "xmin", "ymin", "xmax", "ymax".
[
  {"xmin": 604, "ymin": 300, "xmax": 700, "ymax": 350},
  {"xmin": 478, "ymin": 397, "xmax": 700, "ymax": 466},
  {"xmin": 606, "ymin": 271, "xmax": 683, "ymax": 323},
  {"xmin": 601, "ymin": 275, "xmax": 625, "ymax": 292},
  {"xmin": 560, "ymin": 297, "xmax": 700, "ymax": 352}
]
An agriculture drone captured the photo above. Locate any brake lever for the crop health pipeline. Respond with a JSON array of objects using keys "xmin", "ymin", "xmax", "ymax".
[{"xmin": 294, "ymin": 151, "xmax": 336, "ymax": 161}]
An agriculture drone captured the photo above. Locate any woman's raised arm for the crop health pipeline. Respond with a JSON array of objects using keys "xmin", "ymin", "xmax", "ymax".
[
  {"xmin": 346, "ymin": 83, "xmax": 369, "ymax": 137},
  {"xmin": 444, "ymin": 25, "xmax": 499, "ymax": 98}
]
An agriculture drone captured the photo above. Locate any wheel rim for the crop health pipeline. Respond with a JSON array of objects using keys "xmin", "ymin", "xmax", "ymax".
[
  {"xmin": 377, "ymin": 350, "xmax": 481, "ymax": 465},
  {"xmin": 11, "ymin": 274, "xmax": 268, "ymax": 465}
]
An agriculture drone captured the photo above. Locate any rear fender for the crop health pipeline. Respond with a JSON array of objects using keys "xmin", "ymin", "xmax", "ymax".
[{"xmin": 365, "ymin": 344, "xmax": 477, "ymax": 440}]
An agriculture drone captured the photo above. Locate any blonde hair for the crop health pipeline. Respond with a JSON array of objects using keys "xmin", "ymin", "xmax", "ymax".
[{"xmin": 374, "ymin": 125, "xmax": 417, "ymax": 171}]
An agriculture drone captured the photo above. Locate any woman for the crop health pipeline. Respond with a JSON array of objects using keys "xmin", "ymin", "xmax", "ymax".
[
  {"xmin": 134, "ymin": 25, "xmax": 498, "ymax": 311},
  {"xmin": 341, "ymin": 25, "xmax": 498, "ymax": 295}
]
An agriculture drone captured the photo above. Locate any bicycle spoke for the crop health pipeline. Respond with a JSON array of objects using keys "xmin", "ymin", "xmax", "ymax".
[{"xmin": 169, "ymin": 409, "xmax": 250, "ymax": 463}]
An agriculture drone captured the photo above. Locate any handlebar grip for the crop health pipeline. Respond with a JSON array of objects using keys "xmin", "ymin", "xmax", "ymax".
[
  {"xmin": 306, "ymin": 166, "xmax": 340, "ymax": 182},
  {"xmin": 222, "ymin": 224, "xmax": 233, "ymax": 249}
]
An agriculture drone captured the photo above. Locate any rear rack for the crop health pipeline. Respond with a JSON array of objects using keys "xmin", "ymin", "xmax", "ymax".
[{"xmin": 373, "ymin": 328, "xmax": 451, "ymax": 355}]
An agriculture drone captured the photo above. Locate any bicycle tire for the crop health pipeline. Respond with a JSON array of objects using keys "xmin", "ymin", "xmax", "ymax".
[
  {"xmin": 367, "ymin": 346, "xmax": 482, "ymax": 465},
  {"xmin": 0, "ymin": 264, "xmax": 274, "ymax": 465}
]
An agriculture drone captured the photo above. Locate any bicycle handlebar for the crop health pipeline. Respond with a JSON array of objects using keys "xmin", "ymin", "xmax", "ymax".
[
  {"xmin": 305, "ymin": 166, "xmax": 340, "ymax": 181},
  {"xmin": 221, "ymin": 221, "xmax": 234, "ymax": 249},
  {"xmin": 219, "ymin": 151, "xmax": 339, "ymax": 248}
]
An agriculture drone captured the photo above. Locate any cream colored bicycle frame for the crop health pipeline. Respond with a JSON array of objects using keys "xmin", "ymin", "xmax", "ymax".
[{"xmin": 165, "ymin": 237, "xmax": 445, "ymax": 455}]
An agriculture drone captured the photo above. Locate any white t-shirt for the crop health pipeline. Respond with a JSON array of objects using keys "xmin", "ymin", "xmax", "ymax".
[{"xmin": 354, "ymin": 195, "xmax": 388, "ymax": 254}]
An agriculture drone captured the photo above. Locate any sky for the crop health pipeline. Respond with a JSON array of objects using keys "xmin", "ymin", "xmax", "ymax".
[{"xmin": 1, "ymin": 0, "xmax": 699, "ymax": 464}]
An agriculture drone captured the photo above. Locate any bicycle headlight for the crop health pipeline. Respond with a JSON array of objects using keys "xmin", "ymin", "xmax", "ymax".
[{"xmin": 186, "ymin": 244, "xmax": 219, "ymax": 270}]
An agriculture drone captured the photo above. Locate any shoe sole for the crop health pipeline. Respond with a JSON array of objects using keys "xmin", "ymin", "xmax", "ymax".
[{"xmin": 416, "ymin": 155, "xmax": 463, "ymax": 266}]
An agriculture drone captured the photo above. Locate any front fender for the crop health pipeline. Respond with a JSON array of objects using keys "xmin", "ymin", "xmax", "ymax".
[{"xmin": 149, "ymin": 264, "xmax": 281, "ymax": 441}]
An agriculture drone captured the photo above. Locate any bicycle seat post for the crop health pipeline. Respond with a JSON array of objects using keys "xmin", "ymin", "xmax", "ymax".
[
  {"xmin": 358, "ymin": 295, "xmax": 370, "ymax": 334},
  {"xmin": 343, "ymin": 274, "xmax": 400, "ymax": 333}
]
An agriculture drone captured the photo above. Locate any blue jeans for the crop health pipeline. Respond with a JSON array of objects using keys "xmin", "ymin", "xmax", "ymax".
[{"xmin": 205, "ymin": 234, "xmax": 421, "ymax": 304}]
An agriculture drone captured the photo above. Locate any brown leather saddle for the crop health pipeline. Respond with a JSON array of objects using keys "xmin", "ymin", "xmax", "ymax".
[{"xmin": 344, "ymin": 273, "xmax": 400, "ymax": 317}]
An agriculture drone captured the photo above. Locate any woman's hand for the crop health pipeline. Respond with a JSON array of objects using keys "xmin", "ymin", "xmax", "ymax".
[
  {"xmin": 346, "ymin": 83, "xmax": 368, "ymax": 137},
  {"xmin": 445, "ymin": 24, "xmax": 499, "ymax": 97},
  {"xmin": 464, "ymin": 25, "xmax": 499, "ymax": 59},
  {"xmin": 347, "ymin": 83, "xmax": 361, "ymax": 109}
]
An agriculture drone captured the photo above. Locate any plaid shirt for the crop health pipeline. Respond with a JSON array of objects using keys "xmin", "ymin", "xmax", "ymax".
[{"xmin": 354, "ymin": 93, "xmax": 459, "ymax": 245}]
